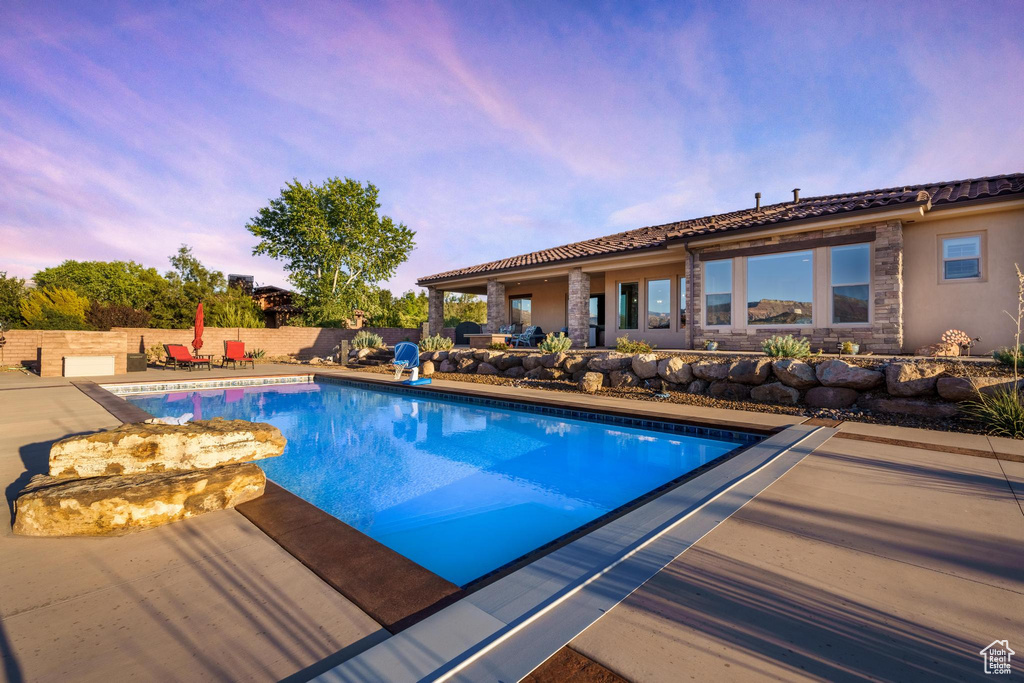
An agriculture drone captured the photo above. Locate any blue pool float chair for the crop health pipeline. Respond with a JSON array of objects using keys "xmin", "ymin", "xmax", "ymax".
[{"xmin": 392, "ymin": 341, "xmax": 431, "ymax": 385}]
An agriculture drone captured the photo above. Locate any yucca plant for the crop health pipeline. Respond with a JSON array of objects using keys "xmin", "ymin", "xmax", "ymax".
[
  {"xmin": 418, "ymin": 333, "xmax": 454, "ymax": 351},
  {"xmin": 962, "ymin": 388, "xmax": 1024, "ymax": 439},
  {"xmin": 992, "ymin": 345, "xmax": 1024, "ymax": 367},
  {"xmin": 761, "ymin": 334, "xmax": 810, "ymax": 358},
  {"xmin": 538, "ymin": 332, "xmax": 572, "ymax": 353},
  {"xmin": 352, "ymin": 330, "xmax": 385, "ymax": 350},
  {"xmin": 248, "ymin": 347, "xmax": 266, "ymax": 359}
]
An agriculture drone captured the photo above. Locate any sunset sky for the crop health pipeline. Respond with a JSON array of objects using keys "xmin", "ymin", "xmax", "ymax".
[{"xmin": 2, "ymin": 1, "xmax": 1022, "ymax": 293}]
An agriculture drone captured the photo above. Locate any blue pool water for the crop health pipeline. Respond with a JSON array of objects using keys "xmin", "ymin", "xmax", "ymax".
[{"xmin": 127, "ymin": 380, "xmax": 748, "ymax": 585}]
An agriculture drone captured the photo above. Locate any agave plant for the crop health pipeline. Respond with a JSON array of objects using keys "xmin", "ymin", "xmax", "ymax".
[
  {"xmin": 538, "ymin": 332, "xmax": 572, "ymax": 353},
  {"xmin": 352, "ymin": 330, "xmax": 385, "ymax": 350},
  {"xmin": 418, "ymin": 333, "xmax": 454, "ymax": 351}
]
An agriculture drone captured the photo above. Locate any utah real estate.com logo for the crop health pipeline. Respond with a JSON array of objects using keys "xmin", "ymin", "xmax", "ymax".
[{"xmin": 980, "ymin": 640, "xmax": 1014, "ymax": 675}]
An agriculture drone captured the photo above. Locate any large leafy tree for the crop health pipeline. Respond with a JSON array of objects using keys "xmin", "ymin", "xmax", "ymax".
[
  {"xmin": 0, "ymin": 271, "xmax": 27, "ymax": 328},
  {"xmin": 20, "ymin": 287, "xmax": 91, "ymax": 330},
  {"xmin": 149, "ymin": 246, "xmax": 228, "ymax": 328},
  {"xmin": 443, "ymin": 293, "xmax": 487, "ymax": 328},
  {"xmin": 33, "ymin": 260, "xmax": 164, "ymax": 309},
  {"xmin": 246, "ymin": 178, "xmax": 415, "ymax": 326}
]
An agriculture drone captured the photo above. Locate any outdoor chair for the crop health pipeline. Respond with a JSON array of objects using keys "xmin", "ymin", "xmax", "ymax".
[
  {"xmin": 222, "ymin": 340, "xmax": 255, "ymax": 369},
  {"xmin": 164, "ymin": 344, "xmax": 213, "ymax": 371},
  {"xmin": 510, "ymin": 325, "xmax": 539, "ymax": 348}
]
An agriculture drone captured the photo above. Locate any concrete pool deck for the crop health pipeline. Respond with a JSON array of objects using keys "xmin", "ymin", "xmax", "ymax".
[{"xmin": 1, "ymin": 365, "xmax": 1022, "ymax": 681}]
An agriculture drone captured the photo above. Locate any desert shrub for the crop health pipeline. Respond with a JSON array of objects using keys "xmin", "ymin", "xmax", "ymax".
[
  {"xmin": 538, "ymin": 332, "xmax": 572, "ymax": 353},
  {"xmin": 761, "ymin": 334, "xmax": 810, "ymax": 358},
  {"xmin": 86, "ymin": 301, "xmax": 151, "ymax": 330},
  {"xmin": 418, "ymin": 333, "xmax": 454, "ymax": 351},
  {"xmin": 20, "ymin": 287, "xmax": 90, "ymax": 329},
  {"xmin": 208, "ymin": 298, "xmax": 265, "ymax": 328},
  {"xmin": 248, "ymin": 348, "xmax": 267, "ymax": 359},
  {"xmin": 352, "ymin": 330, "xmax": 385, "ymax": 349},
  {"xmin": 993, "ymin": 345, "xmax": 1024, "ymax": 367},
  {"xmin": 840, "ymin": 340, "xmax": 859, "ymax": 355},
  {"xmin": 616, "ymin": 335, "xmax": 653, "ymax": 354},
  {"xmin": 962, "ymin": 388, "xmax": 1024, "ymax": 439},
  {"xmin": 487, "ymin": 342, "xmax": 508, "ymax": 350},
  {"xmin": 145, "ymin": 344, "xmax": 166, "ymax": 363}
]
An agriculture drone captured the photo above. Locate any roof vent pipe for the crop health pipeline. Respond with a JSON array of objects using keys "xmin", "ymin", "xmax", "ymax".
[
  {"xmin": 792, "ymin": 188, "xmax": 800, "ymax": 202},
  {"xmin": 755, "ymin": 192, "xmax": 761, "ymax": 211}
]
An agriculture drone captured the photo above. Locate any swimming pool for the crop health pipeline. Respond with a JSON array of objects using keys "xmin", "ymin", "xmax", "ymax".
[{"xmin": 126, "ymin": 379, "xmax": 754, "ymax": 586}]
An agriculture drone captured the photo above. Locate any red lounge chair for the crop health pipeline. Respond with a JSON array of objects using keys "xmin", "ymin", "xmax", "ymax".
[
  {"xmin": 222, "ymin": 340, "xmax": 255, "ymax": 369},
  {"xmin": 164, "ymin": 344, "xmax": 212, "ymax": 371}
]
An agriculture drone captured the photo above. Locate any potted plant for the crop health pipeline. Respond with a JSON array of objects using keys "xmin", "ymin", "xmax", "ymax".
[{"xmin": 703, "ymin": 339, "xmax": 719, "ymax": 352}]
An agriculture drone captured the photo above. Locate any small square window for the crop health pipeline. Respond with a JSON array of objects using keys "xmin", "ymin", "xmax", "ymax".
[{"xmin": 941, "ymin": 235, "xmax": 983, "ymax": 281}]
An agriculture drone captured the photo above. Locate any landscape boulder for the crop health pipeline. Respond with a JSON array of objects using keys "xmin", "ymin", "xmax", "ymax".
[
  {"xmin": 771, "ymin": 359, "xmax": 819, "ymax": 389},
  {"xmin": 579, "ymin": 372, "xmax": 604, "ymax": 394},
  {"xmin": 588, "ymin": 353, "xmax": 633, "ymax": 372},
  {"xmin": 631, "ymin": 354, "xmax": 659, "ymax": 379},
  {"xmin": 495, "ymin": 353, "xmax": 523, "ymax": 371},
  {"xmin": 805, "ymin": 386, "xmax": 860, "ymax": 409},
  {"xmin": 503, "ymin": 366, "xmax": 527, "ymax": 379},
  {"xmin": 541, "ymin": 352, "xmax": 567, "ymax": 369},
  {"xmin": 936, "ymin": 376, "xmax": 1022, "ymax": 402},
  {"xmin": 885, "ymin": 362, "xmax": 943, "ymax": 397},
  {"xmin": 728, "ymin": 358, "xmax": 772, "ymax": 385},
  {"xmin": 48, "ymin": 419, "xmax": 286, "ymax": 479},
  {"xmin": 750, "ymin": 382, "xmax": 800, "ymax": 405},
  {"xmin": 657, "ymin": 357, "xmax": 693, "ymax": 385},
  {"xmin": 692, "ymin": 361, "xmax": 730, "ymax": 382},
  {"xmin": 858, "ymin": 395, "xmax": 958, "ymax": 418},
  {"xmin": 708, "ymin": 381, "xmax": 751, "ymax": 401},
  {"xmin": 914, "ymin": 342, "xmax": 959, "ymax": 357},
  {"xmin": 609, "ymin": 369, "xmax": 640, "ymax": 388},
  {"xmin": 420, "ymin": 360, "xmax": 435, "ymax": 377},
  {"xmin": 522, "ymin": 354, "xmax": 545, "ymax": 371},
  {"xmin": 456, "ymin": 358, "xmax": 479, "ymax": 373},
  {"xmin": 430, "ymin": 351, "xmax": 449, "ymax": 362},
  {"xmin": 687, "ymin": 379, "xmax": 709, "ymax": 394},
  {"xmin": 476, "ymin": 362, "xmax": 499, "ymax": 376},
  {"xmin": 439, "ymin": 359, "xmax": 457, "ymax": 373},
  {"xmin": 13, "ymin": 463, "xmax": 266, "ymax": 537},
  {"xmin": 526, "ymin": 367, "xmax": 566, "ymax": 381},
  {"xmin": 563, "ymin": 355, "xmax": 588, "ymax": 375},
  {"xmin": 815, "ymin": 359, "xmax": 883, "ymax": 390}
]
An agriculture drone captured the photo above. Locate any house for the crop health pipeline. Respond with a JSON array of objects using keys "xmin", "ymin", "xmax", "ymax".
[
  {"xmin": 252, "ymin": 285, "xmax": 302, "ymax": 328},
  {"xmin": 417, "ymin": 172, "xmax": 1024, "ymax": 354}
]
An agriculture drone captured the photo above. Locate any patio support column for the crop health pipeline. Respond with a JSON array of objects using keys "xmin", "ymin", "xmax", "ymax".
[
  {"xmin": 427, "ymin": 286, "xmax": 444, "ymax": 336},
  {"xmin": 568, "ymin": 267, "xmax": 590, "ymax": 348},
  {"xmin": 486, "ymin": 278, "xmax": 506, "ymax": 333}
]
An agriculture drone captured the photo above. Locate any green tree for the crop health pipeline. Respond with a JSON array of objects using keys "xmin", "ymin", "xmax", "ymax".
[
  {"xmin": 150, "ymin": 246, "xmax": 227, "ymax": 329},
  {"xmin": 246, "ymin": 177, "xmax": 415, "ymax": 326},
  {"xmin": 20, "ymin": 287, "xmax": 91, "ymax": 329},
  {"xmin": 33, "ymin": 260, "xmax": 164, "ymax": 309},
  {"xmin": 208, "ymin": 286, "xmax": 266, "ymax": 328},
  {"xmin": 0, "ymin": 271, "xmax": 27, "ymax": 328},
  {"xmin": 393, "ymin": 290, "xmax": 429, "ymax": 328},
  {"xmin": 443, "ymin": 293, "xmax": 486, "ymax": 328}
]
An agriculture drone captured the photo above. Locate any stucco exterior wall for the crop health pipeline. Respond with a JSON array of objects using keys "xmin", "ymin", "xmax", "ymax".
[
  {"xmin": 902, "ymin": 206, "xmax": 1024, "ymax": 354},
  {"xmin": 690, "ymin": 221, "xmax": 904, "ymax": 354},
  {"xmin": 603, "ymin": 263, "xmax": 688, "ymax": 348}
]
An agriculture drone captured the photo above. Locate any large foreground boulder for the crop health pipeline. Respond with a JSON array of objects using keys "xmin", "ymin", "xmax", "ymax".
[
  {"xmin": 708, "ymin": 381, "xmax": 751, "ymax": 401},
  {"xmin": 13, "ymin": 463, "xmax": 266, "ymax": 537},
  {"xmin": 815, "ymin": 359, "xmax": 884, "ymax": 390},
  {"xmin": 805, "ymin": 386, "xmax": 860, "ymax": 409},
  {"xmin": 692, "ymin": 361, "xmax": 729, "ymax": 382},
  {"xmin": 631, "ymin": 354, "xmax": 659, "ymax": 379},
  {"xmin": 579, "ymin": 372, "xmax": 604, "ymax": 394},
  {"xmin": 750, "ymin": 382, "xmax": 800, "ymax": 405},
  {"xmin": 588, "ymin": 353, "xmax": 633, "ymax": 372},
  {"xmin": 48, "ymin": 419, "xmax": 285, "ymax": 479},
  {"xmin": 772, "ymin": 359, "xmax": 818, "ymax": 389},
  {"xmin": 936, "ymin": 376, "xmax": 1023, "ymax": 401},
  {"xmin": 728, "ymin": 358, "xmax": 772, "ymax": 385},
  {"xmin": 885, "ymin": 362, "xmax": 943, "ymax": 397},
  {"xmin": 609, "ymin": 369, "xmax": 640, "ymax": 388},
  {"xmin": 858, "ymin": 395, "xmax": 959, "ymax": 418},
  {"xmin": 657, "ymin": 357, "xmax": 693, "ymax": 385}
]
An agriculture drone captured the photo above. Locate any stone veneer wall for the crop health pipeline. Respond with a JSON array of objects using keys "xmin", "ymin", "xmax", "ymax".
[
  {"xmin": 691, "ymin": 220, "xmax": 904, "ymax": 354},
  {"xmin": 486, "ymin": 278, "xmax": 506, "ymax": 334},
  {"xmin": 567, "ymin": 267, "xmax": 591, "ymax": 347}
]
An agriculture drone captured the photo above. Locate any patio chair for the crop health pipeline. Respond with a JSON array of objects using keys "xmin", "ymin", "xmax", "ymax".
[
  {"xmin": 222, "ymin": 340, "xmax": 255, "ymax": 369},
  {"xmin": 391, "ymin": 341, "xmax": 431, "ymax": 385},
  {"xmin": 510, "ymin": 325, "xmax": 539, "ymax": 348},
  {"xmin": 164, "ymin": 344, "xmax": 212, "ymax": 371}
]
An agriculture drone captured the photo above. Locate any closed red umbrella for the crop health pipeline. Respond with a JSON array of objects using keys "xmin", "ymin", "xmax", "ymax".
[{"xmin": 192, "ymin": 302, "xmax": 204, "ymax": 354}]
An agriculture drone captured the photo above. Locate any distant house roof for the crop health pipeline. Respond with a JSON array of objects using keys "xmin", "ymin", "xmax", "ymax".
[
  {"xmin": 253, "ymin": 285, "xmax": 293, "ymax": 295},
  {"xmin": 417, "ymin": 172, "xmax": 1024, "ymax": 285}
]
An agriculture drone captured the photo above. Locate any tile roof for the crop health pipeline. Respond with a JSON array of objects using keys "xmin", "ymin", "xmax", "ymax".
[{"xmin": 417, "ymin": 172, "xmax": 1024, "ymax": 284}]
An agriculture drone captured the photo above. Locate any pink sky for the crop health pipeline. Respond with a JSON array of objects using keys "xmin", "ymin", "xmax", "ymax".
[{"xmin": 1, "ymin": 1, "xmax": 1022, "ymax": 293}]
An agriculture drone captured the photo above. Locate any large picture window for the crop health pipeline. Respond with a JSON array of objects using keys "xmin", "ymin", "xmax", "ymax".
[
  {"xmin": 941, "ymin": 235, "xmax": 982, "ymax": 281},
  {"xmin": 704, "ymin": 260, "xmax": 732, "ymax": 326},
  {"xmin": 831, "ymin": 244, "xmax": 870, "ymax": 324},
  {"xmin": 746, "ymin": 251, "xmax": 813, "ymax": 325},
  {"xmin": 647, "ymin": 279, "xmax": 670, "ymax": 329},
  {"xmin": 618, "ymin": 282, "xmax": 639, "ymax": 329},
  {"xmin": 509, "ymin": 296, "xmax": 531, "ymax": 328}
]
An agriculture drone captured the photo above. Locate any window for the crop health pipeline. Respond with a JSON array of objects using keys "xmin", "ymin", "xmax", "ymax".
[
  {"xmin": 618, "ymin": 282, "xmax": 639, "ymax": 329},
  {"xmin": 679, "ymin": 277, "xmax": 687, "ymax": 327},
  {"xmin": 831, "ymin": 244, "xmax": 870, "ymax": 323},
  {"xmin": 746, "ymin": 251, "xmax": 813, "ymax": 325},
  {"xmin": 647, "ymin": 279, "xmax": 670, "ymax": 329},
  {"xmin": 942, "ymin": 235, "xmax": 982, "ymax": 280},
  {"xmin": 704, "ymin": 260, "xmax": 732, "ymax": 326},
  {"xmin": 509, "ymin": 296, "xmax": 531, "ymax": 328}
]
